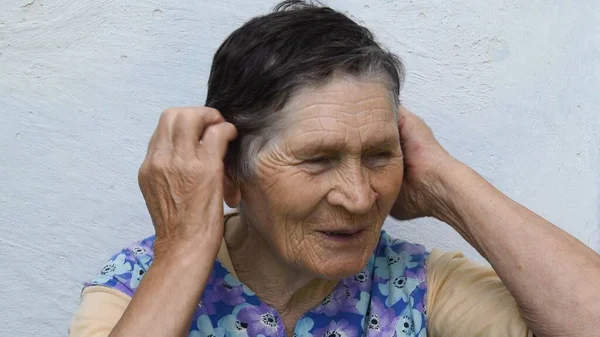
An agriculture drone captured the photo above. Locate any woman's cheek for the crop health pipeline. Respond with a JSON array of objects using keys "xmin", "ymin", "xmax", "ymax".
[
  {"xmin": 281, "ymin": 172, "xmax": 330, "ymax": 216},
  {"xmin": 374, "ymin": 164, "xmax": 404, "ymax": 200}
]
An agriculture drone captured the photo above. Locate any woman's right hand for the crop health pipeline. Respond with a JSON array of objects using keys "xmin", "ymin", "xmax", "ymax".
[
  {"xmin": 105, "ymin": 108, "xmax": 237, "ymax": 337},
  {"xmin": 138, "ymin": 107, "xmax": 237, "ymax": 259}
]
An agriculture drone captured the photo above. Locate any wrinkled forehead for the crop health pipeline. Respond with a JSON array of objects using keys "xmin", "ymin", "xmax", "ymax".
[
  {"xmin": 282, "ymin": 76, "xmax": 398, "ymax": 119},
  {"xmin": 275, "ymin": 77, "xmax": 399, "ymax": 152}
]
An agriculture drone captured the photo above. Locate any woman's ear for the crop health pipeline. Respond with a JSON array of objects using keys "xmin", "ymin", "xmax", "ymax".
[{"xmin": 223, "ymin": 168, "xmax": 241, "ymax": 208}]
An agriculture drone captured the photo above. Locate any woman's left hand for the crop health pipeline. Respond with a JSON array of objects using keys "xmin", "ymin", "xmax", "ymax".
[
  {"xmin": 391, "ymin": 107, "xmax": 600, "ymax": 337},
  {"xmin": 389, "ymin": 107, "xmax": 457, "ymax": 220}
]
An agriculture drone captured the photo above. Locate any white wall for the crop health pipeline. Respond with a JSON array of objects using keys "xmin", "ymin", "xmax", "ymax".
[{"xmin": 1, "ymin": 0, "xmax": 598, "ymax": 335}]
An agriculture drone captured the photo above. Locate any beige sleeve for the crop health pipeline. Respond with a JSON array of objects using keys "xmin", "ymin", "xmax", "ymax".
[
  {"xmin": 69, "ymin": 286, "xmax": 131, "ymax": 337},
  {"xmin": 68, "ymin": 245, "xmax": 233, "ymax": 337},
  {"xmin": 426, "ymin": 249, "xmax": 533, "ymax": 337}
]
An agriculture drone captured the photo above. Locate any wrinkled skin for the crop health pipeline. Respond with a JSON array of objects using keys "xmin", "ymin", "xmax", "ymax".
[
  {"xmin": 128, "ymin": 75, "xmax": 600, "ymax": 337},
  {"xmin": 228, "ymin": 77, "xmax": 404, "ymax": 280},
  {"xmin": 138, "ymin": 107, "xmax": 238, "ymax": 259}
]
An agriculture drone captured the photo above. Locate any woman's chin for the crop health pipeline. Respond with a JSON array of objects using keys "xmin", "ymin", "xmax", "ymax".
[
  {"xmin": 307, "ymin": 252, "xmax": 371, "ymax": 280},
  {"xmin": 295, "ymin": 232, "xmax": 378, "ymax": 279}
]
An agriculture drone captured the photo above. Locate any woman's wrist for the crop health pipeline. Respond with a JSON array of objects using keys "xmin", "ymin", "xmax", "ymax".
[
  {"xmin": 425, "ymin": 159, "xmax": 485, "ymax": 230},
  {"xmin": 153, "ymin": 220, "xmax": 224, "ymax": 260},
  {"xmin": 154, "ymin": 235, "xmax": 221, "ymax": 265},
  {"xmin": 109, "ymin": 236, "xmax": 217, "ymax": 337}
]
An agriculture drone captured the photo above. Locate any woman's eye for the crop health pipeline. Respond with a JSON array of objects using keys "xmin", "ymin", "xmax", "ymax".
[
  {"xmin": 301, "ymin": 157, "xmax": 333, "ymax": 173},
  {"xmin": 364, "ymin": 152, "xmax": 392, "ymax": 166},
  {"xmin": 304, "ymin": 157, "xmax": 329, "ymax": 165},
  {"xmin": 370, "ymin": 152, "xmax": 392, "ymax": 159}
]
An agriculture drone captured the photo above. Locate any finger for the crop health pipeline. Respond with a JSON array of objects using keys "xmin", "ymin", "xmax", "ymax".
[
  {"xmin": 171, "ymin": 107, "xmax": 224, "ymax": 154},
  {"xmin": 398, "ymin": 107, "xmax": 425, "ymax": 139},
  {"xmin": 199, "ymin": 122, "xmax": 238, "ymax": 160},
  {"xmin": 398, "ymin": 106, "xmax": 411, "ymax": 118},
  {"xmin": 398, "ymin": 106, "xmax": 411, "ymax": 143},
  {"xmin": 144, "ymin": 129, "xmax": 158, "ymax": 159},
  {"xmin": 397, "ymin": 106, "xmax": 408, "ymax": 131}
]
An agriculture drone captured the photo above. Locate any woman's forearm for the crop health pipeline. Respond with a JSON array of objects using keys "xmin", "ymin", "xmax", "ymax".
[
  {"xmin": 108, "ymin": 241, "xmax": 215, "ymax": 337},
  {"xmin": 433, "ymin": 160, "xmax": 600, "ymax": 337}
]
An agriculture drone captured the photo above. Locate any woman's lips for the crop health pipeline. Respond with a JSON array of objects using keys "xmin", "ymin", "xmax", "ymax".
[
  {"xmin": 321, "ymin": 229, "xmax": 361, "ymax": 235},
  {"xmin": 318, "ymin": 229, "xmax": 365, "ymax": 240}
]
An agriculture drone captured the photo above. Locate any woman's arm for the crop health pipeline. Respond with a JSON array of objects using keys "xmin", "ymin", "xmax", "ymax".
[
  {"xmin": 391, "ymin": 108, "xmax": 600, "ymax": 337},
  {"xmin": 107, "ymin": 243, "xmax": 214, "ymax": 337},
  {"xmin": 104, "ymin": 107, "xmax": 237, "ymax": 337},
  {"xmin": 432, "ymin": 159, "xmax": 600, "ymax": 337},
  {"xmin": 69, "ymin": 249, "xmax": 213, "ymax": 337}
]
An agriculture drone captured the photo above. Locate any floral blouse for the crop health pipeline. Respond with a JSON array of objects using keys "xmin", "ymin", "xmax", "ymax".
[{"xmin": 88, "ymin": 231, "xmax": 429, "ymax": 337}]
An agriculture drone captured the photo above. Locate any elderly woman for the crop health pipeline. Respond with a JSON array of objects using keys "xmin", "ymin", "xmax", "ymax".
[{"xmin": 69, "ymin": 1, "xmax": 599, "ymax": 337}]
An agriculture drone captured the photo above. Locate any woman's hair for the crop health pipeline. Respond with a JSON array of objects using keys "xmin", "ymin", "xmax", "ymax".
[{"xmin": 205, "ymin": 0, "xmax": 404, "ymax": 180}]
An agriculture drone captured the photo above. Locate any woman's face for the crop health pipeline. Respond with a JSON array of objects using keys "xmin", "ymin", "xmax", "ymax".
[{"xmin": 240, "ymin": 77, "xmax": 404, "ymax": 279}]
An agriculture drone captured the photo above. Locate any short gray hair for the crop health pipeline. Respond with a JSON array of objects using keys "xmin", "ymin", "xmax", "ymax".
[{"xmin": 205, "ymin": 0, "xmax": 405, "ymax": 180}]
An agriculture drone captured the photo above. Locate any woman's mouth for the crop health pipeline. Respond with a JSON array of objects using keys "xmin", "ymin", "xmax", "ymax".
[
  {"xmin": 318, "ymin": 229, "xmax": 365, "ymax": 242},
  {"xmin": 323, "ymin": 231, "xmax": 357, "ymax": 236}
]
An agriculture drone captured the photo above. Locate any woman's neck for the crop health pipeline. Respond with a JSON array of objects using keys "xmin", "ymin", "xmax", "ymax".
[{"xmin": 224, "ymin": 214, "xmax": 338, "ymax": 328}]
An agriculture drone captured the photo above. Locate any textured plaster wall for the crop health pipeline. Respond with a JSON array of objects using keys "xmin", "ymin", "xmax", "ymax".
[{"xmin": 1, "ymin": 0, "xmax": 599, "ymax": 335}]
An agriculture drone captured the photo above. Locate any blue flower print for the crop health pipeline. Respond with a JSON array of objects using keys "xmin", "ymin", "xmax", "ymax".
[
  {"xmin": 218, "ymin": 314, "xmax": 249, "ymax": 337},
  {"xmin": 130, "ymin": 245, "xmax": 153, "ymax": 267},
  {"xmin": 85, "ymin": 231, "xmax": 431, "ymax": 337},
  {"xmin": 381, "ymin": 233, "xmax": 405, "ymax": 248},
  {"xmin": 294, "ymin": 317, "xmax": 314, "ymax": 337},
  {"xmin": 352, "ymin": 267, "xmax": 372, "ymax": 292},
  {"xmin": 190, "ymin": 315, "xmax": 225, "ymax": 337},
  {"xmin": 394, "ymin": 304, "xmax": 426, "ymax": 337},
  {"xmin": 374, "ymin": 248, "xmax": 419, "ymax": 281},
  {"xmin": 129, "ymin": 264, "xmax": 146, "ymax": 289},
  {"xmin": 378, "ymin": 276, "xmax": 421, "ymax": 307},
  {"xmin": 130, "ymin": 245, "xmax": 146, "ymax": 256},
  {"xmin": 99, "ymin": 253, "xmax": 132, "ymax": 277},
  {"xmin": 87, "ymin": 252, "xmax": 136, "ymax": 294},
  {"xmin": 224, "ymin": 273, "xmax": 255, "ymax": 296},
  {"xmin": 354, "ymin": 291, "xmax": 370, "ymax": 319},
  {"xmin": 313, "ymin": 319, "xmax": 358, "ymax": 337}
]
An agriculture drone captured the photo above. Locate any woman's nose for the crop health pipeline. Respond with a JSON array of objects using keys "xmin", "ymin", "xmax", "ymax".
[{"xmin": 326, "ymin": 166, "xmax": 376, "ymax": 214}]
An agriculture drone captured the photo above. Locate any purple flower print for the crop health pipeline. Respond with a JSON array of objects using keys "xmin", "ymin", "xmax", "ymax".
[
  {"xmin": 237, "ymin": 303, "xmax": 283, "ymax": 336},
  {"xmin": 200, "ymin": 276, "xmax": 245, "ymax": 315},
  {"xmin": 404, "ymin": 268, "xmax": 426, "ymax": 284},
  {"xmin": 210, "ymin": 277, "xmax": 246, "ymax": 306},
  {"xmin": 198, "ymin": 270, "xmax": 216, "ymax": 315},
  {"xmin": 395, "ymin": 241, "xmax": 426, "ymax": 257},
  {"xmin": 312, "ymin": 284, "xmax": 359, "ymax": 316},
  {"xmin": 312, "ymin": 294, "xmax": 340, "ymax": 316},
  {"xmin": 365, "ymin": 297, "xmax": 397, "ymax": 336},
  {"xmin": 313, "ymin": 319, "xmax": 358, "ymax": 337}
]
